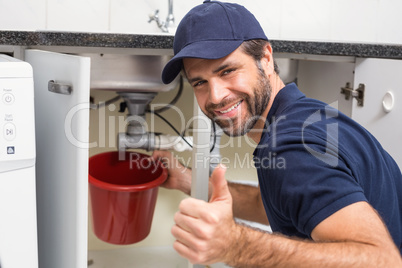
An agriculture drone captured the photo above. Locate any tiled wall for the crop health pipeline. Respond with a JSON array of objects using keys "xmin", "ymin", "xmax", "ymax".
[{"xmin": 1, "ymin": 0, "xmax": 402, "ymax": 44}]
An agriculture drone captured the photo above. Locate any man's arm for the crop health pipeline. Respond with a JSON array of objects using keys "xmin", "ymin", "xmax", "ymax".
[
  {"xmin": 227, "ymin": 201, "xmax": 401, "ymax": 267},
  {"xmin": 152, "ymin": 150, "xmax": 268, "ymax": 225},
  {"xmin": 172, "ymin": 166, "xmax": 402, "ymax": 267},
  {"xmin": 228, "ymin": 182, "xmax": 269, "ymax": 225}
]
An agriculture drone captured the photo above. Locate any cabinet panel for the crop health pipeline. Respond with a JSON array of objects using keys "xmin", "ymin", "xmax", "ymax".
[
  {"xmin": 25, "ymin": 50, "xmax": 90, "ymax": 268},
  {"xmin": 352, "ymin": 58, "xmax": 402, "ymax": 168},
  {"xmin": 296, "ymin": 60, "xmax": 355, "ymax": 117},
  {"xmin": 296, "ymin": 58, "xmax": 401, "ymax": 168}
]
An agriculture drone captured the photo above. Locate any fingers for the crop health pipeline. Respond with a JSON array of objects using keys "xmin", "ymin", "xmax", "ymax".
[
  {"xmin": 177, "ymin": 198, "xmax": 215, "ymax": 222},
  {"xmin": 172, "ymin": 205, "xmax": 207, "ymax": 263},
  {"xmin": 172, "ymin": 208, "xmax": 216, "ymax": 265},
  {"xmin": 151, "ymin": 150, "xmax": 173, "ymax": 165},
  {"xmin": 172, "ymin": 226, "xmax": 213, "ymax": 265},
  {"xmin": 171, "ymin": 193, "xmax": 235, "ymax": 265},
  {"xmin": 151, "ymin": 149, "xmax": 172, "ymax": 159},
  {"xmin": 173, "ymin": 239, "xmax": 201, "ymax": 264},
  {"xmin": 174, "ymin": 198, "xmax": 220, "ymax": 240},
  {"xmin": 151, "ymin": 150, "xmax": 185, "ymax": 170},
  {"xmin": 173, "ymin": 210, "xmax": 211, "ymax": 242}
]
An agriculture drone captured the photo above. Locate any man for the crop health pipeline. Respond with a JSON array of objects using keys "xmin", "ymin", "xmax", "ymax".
[{"xmin": 153, "ymin": 1, "xmax": 402, "ymax": 266}]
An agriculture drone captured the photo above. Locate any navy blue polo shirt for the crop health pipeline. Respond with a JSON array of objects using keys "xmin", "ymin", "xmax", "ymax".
[{"xmin": 254, "ymin": 83, "xmax": 402, "ymax": 253}]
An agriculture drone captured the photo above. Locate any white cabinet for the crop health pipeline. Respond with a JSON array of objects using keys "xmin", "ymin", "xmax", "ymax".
[
  {"xmin": 295, "ymin": 56, "xmax": 402, "ymax": 168},
  {"xmin": 352, "ymin": 58, "xmax": 402, "ymax": 167},
  {"xmin": 24, "ymin": 50, "xmax": 90, "ymax": 268}
]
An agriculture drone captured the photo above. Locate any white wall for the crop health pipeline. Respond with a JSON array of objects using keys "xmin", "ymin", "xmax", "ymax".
[{"xmin": 1, "ymin": 0, "xmax": 402, "ymax": 44}]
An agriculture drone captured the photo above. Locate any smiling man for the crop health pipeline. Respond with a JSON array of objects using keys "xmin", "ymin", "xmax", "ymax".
[
  {"xmin": 184, "ymin": 45, "xmax": 275, "ymax": 139},
  {"xmin": 152, "ymin": 1, "xmax": 402, "ymax": 267}
]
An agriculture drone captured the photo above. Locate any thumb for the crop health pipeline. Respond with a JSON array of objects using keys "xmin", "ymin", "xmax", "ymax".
[{"xmin": 209, "ymin": 164, "xmax": 231, "ymax": 203}]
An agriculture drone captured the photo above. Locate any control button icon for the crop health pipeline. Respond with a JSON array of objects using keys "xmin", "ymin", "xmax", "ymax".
[
  {"xmin": 7, "ymin": 146, "xmax": 15, "ymax": 154},
  {"xmin": 4, "ymin": 123, "xmax": 16, "ymax": 141},
  {"xmin": 2, "ymin": 93, "xmax": 15, "ymax": 104}
]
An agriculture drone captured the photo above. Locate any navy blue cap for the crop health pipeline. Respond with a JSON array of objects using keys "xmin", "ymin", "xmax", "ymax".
[{"xmin": 161, "ymin": 0, "xmax": 268, "ymax": 84}]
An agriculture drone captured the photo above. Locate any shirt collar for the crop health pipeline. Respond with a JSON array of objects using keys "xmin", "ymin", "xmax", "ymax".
[
  {"xmin": 253, "ymin": 83, "xmax": 305, "ymax": 157},
  {"xmin": 267, "ymin": 82, "xmax": 305, "ymax": 121}
]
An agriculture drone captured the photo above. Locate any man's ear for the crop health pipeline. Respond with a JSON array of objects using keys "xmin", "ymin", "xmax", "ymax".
[{"xmin": 261, "ymin": 43, "xmax": 275, "ymax": 75}]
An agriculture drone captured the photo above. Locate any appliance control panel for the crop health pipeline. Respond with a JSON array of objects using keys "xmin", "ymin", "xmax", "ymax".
[{"xmin": 0, "ymin": 54, "xmax": 35, "ymax": 172}]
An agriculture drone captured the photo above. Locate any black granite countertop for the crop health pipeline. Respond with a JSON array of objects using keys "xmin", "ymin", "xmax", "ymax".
[{"xmin": 1, "ymin": 30, "xmax": 402, "ymax": 59}]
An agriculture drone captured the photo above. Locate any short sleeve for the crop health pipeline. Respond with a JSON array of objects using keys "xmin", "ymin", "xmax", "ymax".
[{"xmin": 256, "ymin": 130, "xmax": 368, "ymax": 237}]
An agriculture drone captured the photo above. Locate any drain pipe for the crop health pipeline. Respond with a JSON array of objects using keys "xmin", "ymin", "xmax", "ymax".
[{"xmin": 209, "ymin": 124, "xmax": 222, "ymax": 176}]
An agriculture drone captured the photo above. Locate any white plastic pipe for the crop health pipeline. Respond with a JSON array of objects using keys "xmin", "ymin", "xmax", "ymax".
[{"xmin": 155, "ymin": 135, "xmax": 193, "ymax": 152}]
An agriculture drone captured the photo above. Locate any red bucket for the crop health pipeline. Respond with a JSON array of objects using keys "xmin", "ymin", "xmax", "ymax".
[{"xmin": 88, "ymin": 151, "xmax": 167, "ymax": 245}]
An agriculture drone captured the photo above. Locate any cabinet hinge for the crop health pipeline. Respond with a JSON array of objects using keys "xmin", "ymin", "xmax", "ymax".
[
  {"xmin": 48, "ymin": 80, "xmax": 72, "ymax": 95},
  {"xmin": 340, "ymin": 83, "xmax": 365, "ymax": 107}
]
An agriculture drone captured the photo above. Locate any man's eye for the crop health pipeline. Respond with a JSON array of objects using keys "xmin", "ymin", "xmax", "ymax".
[
  {"xmin": 193, "ymin": 80, "xmax": 206, "ymax": 87},
  {"xmin": 222, "ymin": 68, "xmax": 235, "ymax": 75}
]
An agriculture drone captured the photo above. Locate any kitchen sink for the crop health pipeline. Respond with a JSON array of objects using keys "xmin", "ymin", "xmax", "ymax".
[
  {"xmin": 81, "ymin": 53, "xmax": 296, "ymax": 92},
  {"xmin": 80, "ymin": 53, "xmax": 179, "ymax": 92}
]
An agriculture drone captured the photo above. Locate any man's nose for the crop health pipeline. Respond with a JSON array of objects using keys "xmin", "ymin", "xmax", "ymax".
[{"xmin": 209, "ymin": 79, "xmax": 229, "ymax": 104}]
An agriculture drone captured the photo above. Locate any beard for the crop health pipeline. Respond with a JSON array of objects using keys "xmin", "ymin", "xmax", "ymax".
[{"xmin": 204, "ymin": 67, "xmax": 272, "ymax": 137}]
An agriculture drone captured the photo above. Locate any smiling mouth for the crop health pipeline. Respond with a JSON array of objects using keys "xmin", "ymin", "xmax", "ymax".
[{"xmin": 217, "ymin": 100, "xmax": 243, "ymax": 114}]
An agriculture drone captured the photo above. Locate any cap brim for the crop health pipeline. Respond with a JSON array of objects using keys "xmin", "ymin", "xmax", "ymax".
[{"xmin": 162, "ymin": 40, "xmax": 243, "ymax": 84}]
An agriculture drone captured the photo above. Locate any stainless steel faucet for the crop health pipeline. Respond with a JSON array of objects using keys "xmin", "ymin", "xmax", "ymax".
[{"xmin": 149, "ymin": 0, "xmax": 175, "ymax": 33}]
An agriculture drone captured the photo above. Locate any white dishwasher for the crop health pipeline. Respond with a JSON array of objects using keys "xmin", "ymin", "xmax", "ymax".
[{"xmin": 0, "ymin": 54, "xmax": 38, "ymax": 268}]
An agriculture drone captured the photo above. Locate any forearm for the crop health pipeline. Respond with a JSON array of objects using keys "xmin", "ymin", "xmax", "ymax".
[
  {"xmin": 172, "ymin": 162, "xmax": 267, "ymax": 224},
  {"xmin": 184, "ymin": 173, "xmax": 268, "ymax": 225},
  {"xmin": 226, "ymin": 224, "xmax": 401, "ymax": 268},
  {"xmin": 228, "ymin": 182, "xmax": 269, "ymax": 225}
]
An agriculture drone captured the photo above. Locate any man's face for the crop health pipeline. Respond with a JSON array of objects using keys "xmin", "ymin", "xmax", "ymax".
[{"xmin": 183, "ymin": 48, "xmax": 272, "ymax": 136}]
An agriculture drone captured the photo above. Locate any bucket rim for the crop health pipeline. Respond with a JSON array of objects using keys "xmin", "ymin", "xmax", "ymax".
[{"xmin": 88, "ymin": 151, "xmax": 168, "ymax": 192}]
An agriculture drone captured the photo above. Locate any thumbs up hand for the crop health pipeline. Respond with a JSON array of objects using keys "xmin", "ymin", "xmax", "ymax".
[
  {"xmin": 171, "ymin": 165, "xmax": 240, "ymax": 265},
  {"xmin": 209, "ymin": 165, "xmax": 232, "ymax": 204}
]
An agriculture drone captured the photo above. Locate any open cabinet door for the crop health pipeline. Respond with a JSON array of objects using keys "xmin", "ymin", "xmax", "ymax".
[
  {"xmin": 352, "ymin": 58, "xmax": 402, "ymax": 168},
  {"xmin": 25, "ymin": 50, "xmax": 90, "ymax": 268}
]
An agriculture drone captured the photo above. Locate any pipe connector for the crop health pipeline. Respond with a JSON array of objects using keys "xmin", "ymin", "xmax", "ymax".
[
  {"xmin": 118, "ymin": 133, "xmax": 193, "ymax": 152},
  {"xmin": 155, "ymin": 135, "xmax": 193, "ymax": 152},
  {"xmin": 118, "ymin": 132, "xmax": 156, "ymax": 152}
]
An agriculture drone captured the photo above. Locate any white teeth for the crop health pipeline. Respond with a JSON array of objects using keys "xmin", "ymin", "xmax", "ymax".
[{"xmin": 219, "ymin": 101, "xmax": 242, "ymax": 114}]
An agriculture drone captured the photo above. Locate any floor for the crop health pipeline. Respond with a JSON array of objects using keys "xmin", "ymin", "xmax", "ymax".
[
  {"xmin": 88, "ymin": 246, "xmax": 229, "ymax": 268},
  {"xmin": 88, "ymin": 221, "xmax": 271, "ymax": 268}
]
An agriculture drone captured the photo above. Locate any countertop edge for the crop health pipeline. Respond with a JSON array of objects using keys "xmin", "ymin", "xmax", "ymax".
[{"xmin": 1, "ymin": 31, "xmax": 402, "ymax": 59}]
